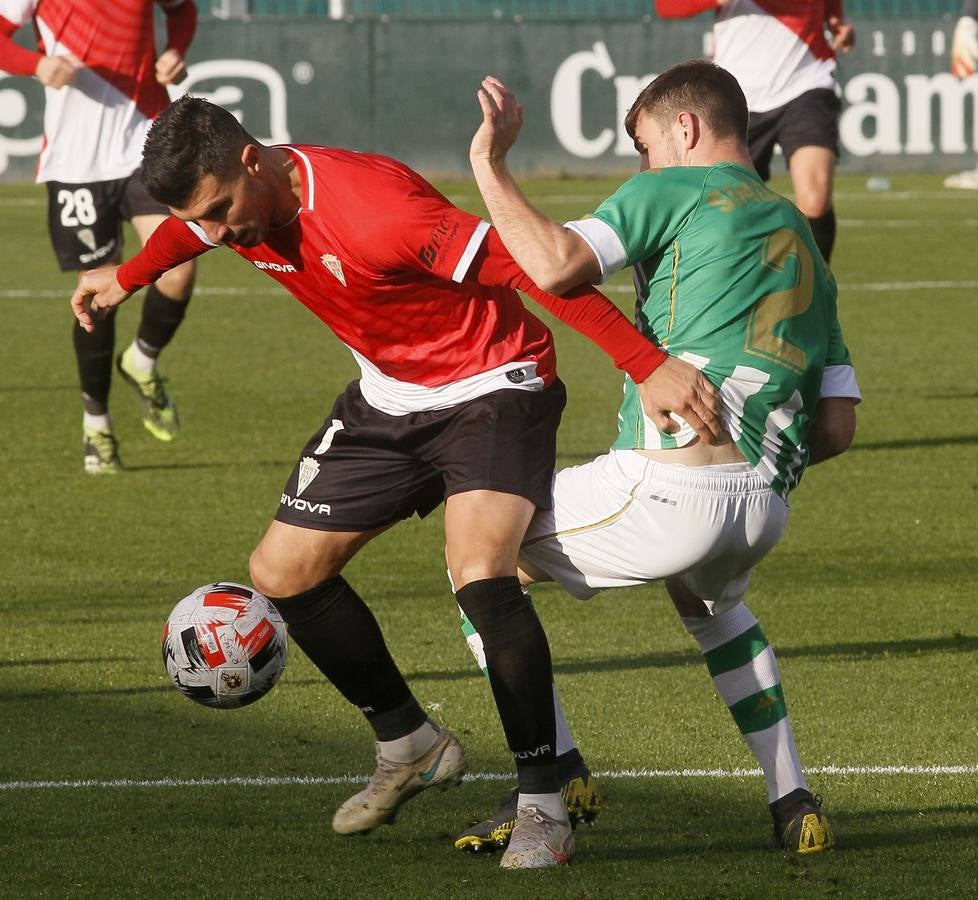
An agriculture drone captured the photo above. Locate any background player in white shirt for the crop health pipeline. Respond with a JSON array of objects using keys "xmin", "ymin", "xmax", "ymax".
[
  {"xmin": 656, "ymin": 0, "xmax": 855, "ymax": 263},
  {"xmin": 0, "ymin": 0, "xmax": 198, "ymax": 473},
  {"xmin": 945, "ymin": 0, "xmax": 978, "ymax": 189}
]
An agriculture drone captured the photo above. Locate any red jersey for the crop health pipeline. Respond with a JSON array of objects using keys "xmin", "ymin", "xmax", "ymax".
[
  {"xmin": 222, "ymin": 147, "xmax": 559, "ymax": 412},
  {"xmin": 0, "ymin": 0, "xmax": 196, "ymax": 182},
  {"xmin": 119, "ymin": 146, "xmax": 667, "ymax": 415}
]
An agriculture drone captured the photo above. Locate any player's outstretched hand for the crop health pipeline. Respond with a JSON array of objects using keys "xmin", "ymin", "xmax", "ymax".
[
  {"xmin": 637, "ymin": 356, "xmax": 725, "ymax": 445},
  {"xmin": 71, "ymin": 267, "xmax": 133, "ymax": 333},
  {"xmin": 827, "ymin": 16, "xmax": 855, "ymax": 53},
  {"xmin": 951, "ymin": 16, "xmax": 978, "ymax": 79},
  {"xmin": 155, "ymin": 48, "xmax": 188, "ymax": 86},
  {"xmin": 35, "ymin": 54, "xmax": 78, "ymax": 89},
  {"xmin": 470, "ymin": 75, "xmax": 524, "ymax": 168}
]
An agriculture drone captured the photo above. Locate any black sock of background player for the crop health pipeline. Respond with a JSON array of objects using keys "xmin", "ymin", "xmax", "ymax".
[
  {"xmin": 808, "ymin": 208, "xmax": 836, "ymax": 263},
  {"xmin": 269, "ymin": 576, "xmax": 426, "ymax": 740},
  {"xmin": 136, "ymin": 284, "xmax": 190, "ymax": 358},
  {"xmin": 455, "ymin": 576, "xmax": 559, "ymax": 795},
  {"xmin": 74, "ymin": 308, "xmax": 116, "ymax": 416}
]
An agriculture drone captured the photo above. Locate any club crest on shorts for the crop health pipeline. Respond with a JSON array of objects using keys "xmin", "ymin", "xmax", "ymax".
[
  {"xmin": 321, "ymin": 253, "xmax": 346, "ymax": 286},
  {"xmin": 77, "ymin": 228, "xmax": 97, "ymax": 252},
  {"xmin": 296, "ymin": 456, "xmax": 320, "ymax": 496}
]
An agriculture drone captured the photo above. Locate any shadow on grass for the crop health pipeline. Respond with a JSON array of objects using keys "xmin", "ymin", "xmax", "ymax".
[
  {"xmin": 401, "ymin": 632, "xmax": 978, "ymax": 683},
  {"xmin": 2, "ymin": 684, "xmax": 170, "ymax": 702},
  {"xmin": 849, "ymin": 433, "xmax": 978, "ymax": 452},
  {"xmin": 0, "ymin": 383, "xmax": 77, "ymax": 393},
  {"xmin": 0, "ymin": 655, "xmax": 138, "ymax": 668},
  {"xmin": 5, "ymin": 634, "xmax": 975, "ymax": 699},
  {"xmin": 827, "ymin": 803, "xmax": 978, "ymax": 852}
]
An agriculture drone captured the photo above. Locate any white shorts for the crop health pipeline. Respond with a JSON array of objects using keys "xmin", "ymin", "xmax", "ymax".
[{"xmin": 520, "ymin": 450, "xmax": 789, "ymax": 610}]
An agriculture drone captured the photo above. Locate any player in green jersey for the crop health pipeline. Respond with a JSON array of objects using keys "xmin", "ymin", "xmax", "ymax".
[{"xmin": 456, "ymin": 59, "xmax": 860, "ymax": 856}]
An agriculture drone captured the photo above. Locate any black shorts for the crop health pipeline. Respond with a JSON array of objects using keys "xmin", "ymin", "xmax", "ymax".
[
  {"xmin": 46, "ymin": 168, "xmax": 169, "ymax": 272},
  {"xmin": 748, "ymin": 88, "xmax": 841, "ymax": 182},
  {"xmin": 275, "ymin": 378, "xmax": 567, "ymax": 532}
]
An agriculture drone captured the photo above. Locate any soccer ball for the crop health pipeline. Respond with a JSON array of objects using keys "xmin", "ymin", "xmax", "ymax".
[{"xmin": 162, "ymin": 582, "xmax": 288, "ymax": 709}]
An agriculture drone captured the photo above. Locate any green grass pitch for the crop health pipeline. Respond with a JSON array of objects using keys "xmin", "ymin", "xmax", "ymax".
[{"xmin": 1, "ymin": 173, "xmax": 976, "ymax": 898}]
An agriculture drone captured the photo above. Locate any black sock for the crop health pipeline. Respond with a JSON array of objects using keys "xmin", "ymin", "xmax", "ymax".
[
  {"xmin": 455, "ymin": 576, "xmax": 558, "ymax": 794},
  {"xmin": 807, "ymin": 208, "xmax": 836, "ymax": 263},
  {"xmin": 269, "ymin": 577, "xmax": 425, "ymax": 740},
  {"xmin": 136, "ymin": 285, "xmax": 190, "ymax": 358},
  {"xmin": 74, "ymin": 309, "xmax": 116, "ymax": 415},
  {"xmin": 556, "ymin": 747, "xmax": 587, "ymax": 780}
]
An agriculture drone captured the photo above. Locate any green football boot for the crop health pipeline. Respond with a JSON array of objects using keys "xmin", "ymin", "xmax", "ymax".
[
  {"xmin": 116, "ymin": 346, "xmax": 179, "ymax": 441},
  {"xmin": 83, "ymin": 427, "xmax": 123, "ymax": 475}
]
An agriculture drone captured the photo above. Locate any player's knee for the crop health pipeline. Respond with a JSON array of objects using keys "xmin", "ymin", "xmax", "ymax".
[
  {"xmin": 798, "ymin": 197, "xmax": 831, "ymax": 219},
  {"xmin": 665, "ymin": 576, "xmax": 710, "ymax": 617},
  {"xmin": 249, "ymin": 545, "xmax": 316, "ymax": 599}
]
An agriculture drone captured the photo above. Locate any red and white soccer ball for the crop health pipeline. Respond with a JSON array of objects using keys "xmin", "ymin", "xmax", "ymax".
[{"xmin": 162, "ymin": 582, "xmax": 288, "ymax": 709}]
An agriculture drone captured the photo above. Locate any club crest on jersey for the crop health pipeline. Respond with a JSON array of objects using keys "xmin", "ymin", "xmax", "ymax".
[
  {"xmin": 321, "ymin": 253, "xmax": 346, "ymax": 286},
  {"xmin": 296, "ymin": 456, "xmax": 320, "ymax": 496}
]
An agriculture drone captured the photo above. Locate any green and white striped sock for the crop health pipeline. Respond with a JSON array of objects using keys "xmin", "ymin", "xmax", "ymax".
[{"xmin": 683, "ymin": 602, "xmax": 807, "ymax": 802}]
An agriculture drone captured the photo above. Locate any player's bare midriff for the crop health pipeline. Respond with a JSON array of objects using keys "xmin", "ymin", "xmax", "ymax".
[{"xmin": 636, "ymin": 434, "xmax": 746, "ymax": 467}]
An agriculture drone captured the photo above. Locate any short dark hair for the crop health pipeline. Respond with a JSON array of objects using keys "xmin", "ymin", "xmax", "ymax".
[
  {"xmin": 141, "ymin": 96, "xmax": 253, "ymax": 208},
  {"xmin": 625, "ymin": 59, "xmax": 748, "ymax": 145}
]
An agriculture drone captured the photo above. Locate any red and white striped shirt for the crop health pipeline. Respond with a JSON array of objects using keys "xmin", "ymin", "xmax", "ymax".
[
  {"xmin": 0, "ymin": 0, "xmax": 196, "ymax": 182},
  {"xmin": 656, "ymin": 0, "xmax": 842, "ymax": 112}
]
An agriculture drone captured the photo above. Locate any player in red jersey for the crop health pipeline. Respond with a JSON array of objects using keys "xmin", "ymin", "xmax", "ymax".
[
  {"xmin": 0, "ymin": 0, "xmax": 197, "ymax": 472},
  {"xmin": 70, "ymin": 96, "xmax": 723, "ymax": 869},
  {"xmin": 656, "ymin": 0, "xmax": 855, "ymax": 262}
]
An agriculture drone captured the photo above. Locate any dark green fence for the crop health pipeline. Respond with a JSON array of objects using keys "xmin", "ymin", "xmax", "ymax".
[
  {"xmin": 2, "ymin": 16, "xmax": 974, "ymax": 180},
  {"xmin": 202, "ymin": 0, "xmax": 964, "ymax": 18}
]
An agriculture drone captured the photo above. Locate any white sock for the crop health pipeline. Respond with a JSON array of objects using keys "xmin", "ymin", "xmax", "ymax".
[
  {"xmin": 127, "ymin": 340, "xmax": 156, "ymax": 374},
  {"xmin": 553, "ymin": 684, "xmax": 576, "ymax": 756},
  {"xmin": 83, "ymin": 412, "xmax": 111, "ymax": 433},
  {"xmin": 743, "ymin": 719, "xmax": 808, "ymax": 802},
  {"xmin": 682, "ymin": 602, "xmax": 807, "ymax": 803},
  {"xmin": 517, "ymin": 791, "xmax": 566, "ymax": 822},
  {"xmin": 378, "ymin": 720, "xmax": 440, "ymax": 764}
]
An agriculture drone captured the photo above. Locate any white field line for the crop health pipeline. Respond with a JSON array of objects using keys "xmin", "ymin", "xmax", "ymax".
[
  {"xmin": 4, "ymin": 280, "xmax": 978, "ymax": 303},
  {"xmin": 3, "ymin": 764, "xmax": 977, "ymax": 792}
]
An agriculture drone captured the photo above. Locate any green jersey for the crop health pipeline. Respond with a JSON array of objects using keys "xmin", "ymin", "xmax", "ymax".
[{"xmin": 567, "ymin": 163, "xmax": 856, "ymax": 498}]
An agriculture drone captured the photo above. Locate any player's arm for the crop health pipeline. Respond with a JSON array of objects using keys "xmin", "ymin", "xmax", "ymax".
[
  {"xmin": 807, "ymin": 397, "xmax": 856, "ymax": 464},
  {"xmin": 825, "ymin": 0, "xmax": 856, "ymax": 53},
  {"xmin": 0, "ymin": 14, "xmax": 76, "ymax": 86},
  {"xmin": 470, "ymin": 76, "xmax": 601, "ymax": 295},
  {"xmin": 654, "ymin": 0, "xmax": 725, "ymax": 18},
  {"xmin": 155, "ymin": 0, "xmax": 197, "ymax": 86},
  {"xmin": 71, "ymin": 216, "xmax": 211, "ymax": 332},
  {"xmin": 952, "ymin": 0, "xmax": 978, "ymax": 78},
  {"xmin": 469, "ymin": 229, "xmax": 725, "ymax": 443},
  {"xmin": 807, "ymin": 348, "xmax": 861, "ymax": 465}
]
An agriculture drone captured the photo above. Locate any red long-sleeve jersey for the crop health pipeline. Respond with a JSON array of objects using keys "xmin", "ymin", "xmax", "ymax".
[{"xmin": 119, "ymin": 146, "xmax": 666, "ymax": 415}]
